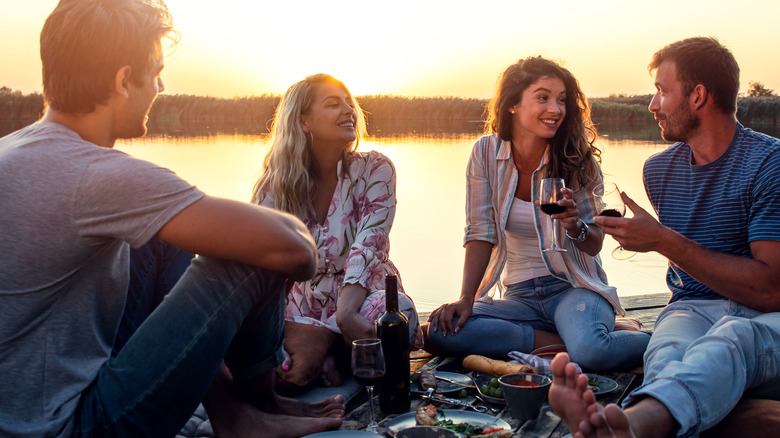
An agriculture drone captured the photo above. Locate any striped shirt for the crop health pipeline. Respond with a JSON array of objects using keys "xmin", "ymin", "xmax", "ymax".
[
  {"xmin": 464, "ymin": 134, "xmax": 625, "ymax": 315},
  {"xmin": 643, "ymin": 124, "xmax": 780, "ymax": 302}
]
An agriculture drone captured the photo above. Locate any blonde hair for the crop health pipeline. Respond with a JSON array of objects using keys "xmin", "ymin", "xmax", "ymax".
[{"xmin": 251, "ymin": 74, "xmax": 367, "ymax": 218}]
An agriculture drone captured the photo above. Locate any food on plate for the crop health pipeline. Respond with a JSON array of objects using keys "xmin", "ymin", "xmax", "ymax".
[
  {"xmin": 472, "ymin": 429, "xmax": 513, "ymax": 438},
  {"xmin": 587, "ymin": 375, "xmax": 611, "ymax": 392},
  {"xmin": 414, "ymin": 404, "xmax": 512, "ymax": 437},
  {"xmin": 415, "ymin": 404, "xmax": 440, "ymax": 426},
  {"xmin": 417, "ymin": 369, "xmax": 438, "ymax": 391},
  {"xmin": 479, "ymin": 377, "xmax": 504, "ymax": 398},
  {"xmin": 462, "ymin": 355, "xmax": 535, "ymax": 378}
]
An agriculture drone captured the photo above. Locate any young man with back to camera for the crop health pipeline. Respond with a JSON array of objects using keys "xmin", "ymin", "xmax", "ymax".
[{"xmin": 0, "ymin": 0, "xmax": 345, "ymax": 436}]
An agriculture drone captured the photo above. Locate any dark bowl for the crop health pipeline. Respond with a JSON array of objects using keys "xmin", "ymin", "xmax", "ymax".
[{"xmin": 498, "ymin": 373, "xmax": 551, "ymax": 421}]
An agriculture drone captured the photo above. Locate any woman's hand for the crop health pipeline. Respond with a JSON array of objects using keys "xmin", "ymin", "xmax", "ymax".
[
  {"xmin": 336, "ymin": 310, "xmax": 376, "ymax": 347},
  {"xmin": 336, "ymin": 283, "xmax": 374, "ymax": 346},
  {"xmin": 555, "ymin": 188, "xmax": 582, "ymax": 235},
  {"xmin": 428, "ymin": 297, "xmax": 475, "ymax": 336},
  {"xmin": 537, "ymin": 187, "xmax": 603, "ymax": 256}
]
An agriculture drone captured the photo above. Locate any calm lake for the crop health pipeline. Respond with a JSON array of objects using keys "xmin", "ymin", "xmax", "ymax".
[{"xmin": 115, "ymin": 127, "xmax": 674, "ymax": 314}]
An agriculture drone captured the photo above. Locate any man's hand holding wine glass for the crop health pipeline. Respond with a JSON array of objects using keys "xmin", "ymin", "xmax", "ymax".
[{"xmin": 593, "ymin": 190, "xmax": 667, "ymax": 254}]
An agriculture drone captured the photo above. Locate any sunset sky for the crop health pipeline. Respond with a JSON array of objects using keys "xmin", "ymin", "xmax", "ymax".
[{"xmin": 3, "ymin": 0, "xmax": 779, "ymax": 100}]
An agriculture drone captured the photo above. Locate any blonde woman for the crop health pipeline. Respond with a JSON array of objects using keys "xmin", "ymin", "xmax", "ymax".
[{"xmin": 252, "ymin": 74, "xmax": 421, "ymax": 393}]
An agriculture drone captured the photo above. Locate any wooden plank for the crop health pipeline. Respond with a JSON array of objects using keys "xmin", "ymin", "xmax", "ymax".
[
  {"xmin": 622, "ymin": 293, "xmax": 668, "ymax": 329},
  {"xmin": 620, "ymin": 293, "xmax": 669, "ymax": 310}
]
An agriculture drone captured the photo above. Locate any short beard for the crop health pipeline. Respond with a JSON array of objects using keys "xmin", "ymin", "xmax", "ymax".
[{"xmin": 661, "ymin": 99, "xmax": 700, "ymax": 143}]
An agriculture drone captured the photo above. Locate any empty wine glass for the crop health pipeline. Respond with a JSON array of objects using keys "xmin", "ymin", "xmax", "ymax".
[
  {"xmin": 351, "ymin": 338, "xmax": 386, "ymax": 433},
  {"xmin": 592, "ymin": 182, "xmax": 636, "ymax": 260},
  {"xmin": 538, "ymin": 178, "xmax": 567, "ymax": 252}
]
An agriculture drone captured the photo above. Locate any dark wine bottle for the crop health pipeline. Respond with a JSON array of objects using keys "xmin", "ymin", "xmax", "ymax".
[{"xmin": 376, "ymin": 274, "xmax": 410, "ymax": 414}]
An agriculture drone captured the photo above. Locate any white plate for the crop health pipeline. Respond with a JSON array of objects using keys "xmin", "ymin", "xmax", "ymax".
[
  {"xmin": 586, "ymin": 374, "xmax": 619, "ymax": 395},
  {"xmin": 386, "ymin": 409, "xmax": 512, "ymax": 436},
  {"xmin": 302, "ymin": 431, "xmax": 382, "ymax": 437},
  {"xmin": 410, "ymin": 371, "xmax": 471, "ymax": 394}
]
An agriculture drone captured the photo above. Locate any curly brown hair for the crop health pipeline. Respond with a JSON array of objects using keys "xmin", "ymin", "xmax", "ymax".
[{"xmin": 485, "ymin": 56, "xmax": 601, "ymax": 190}]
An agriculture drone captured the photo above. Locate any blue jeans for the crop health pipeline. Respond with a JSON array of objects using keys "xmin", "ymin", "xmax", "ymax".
[
  {"xmin": 427, "ymin": 276, "xmax": 649, "ymax": 370},
  {"xmin": 623, "ymin": 299, "xmax": 780, "ymax": 437},
  {"xmin": 113, "ymin": 238, "xmax": 195, "ymax": 355},
  {"xmin": 73, "ymin": 251, "xmax": 287, "ymax": 437}
]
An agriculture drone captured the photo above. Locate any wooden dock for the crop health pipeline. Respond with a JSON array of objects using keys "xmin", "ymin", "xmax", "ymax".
[{"xmin": 339, "ymin": 293, "xmax": 669, "ymax": 437}]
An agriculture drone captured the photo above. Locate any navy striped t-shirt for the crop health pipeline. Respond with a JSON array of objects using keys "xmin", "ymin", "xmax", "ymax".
[{"xmin": 643, "ymin": 124, "xmax": 780, "ymax": 302}]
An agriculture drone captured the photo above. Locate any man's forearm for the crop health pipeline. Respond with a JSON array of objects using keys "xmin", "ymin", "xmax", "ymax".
[{"xmin": 656, "ymin": 228, "xmax": 780, "ymax": 311}]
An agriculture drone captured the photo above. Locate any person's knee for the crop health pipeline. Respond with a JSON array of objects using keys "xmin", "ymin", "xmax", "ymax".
[
  {"xmin": 425, "ymin": 323, "xmax": 463, "ymax": 356},
  {"xmin": 565, "ymin": 341, "xmax": 609, "ymax": 370}
]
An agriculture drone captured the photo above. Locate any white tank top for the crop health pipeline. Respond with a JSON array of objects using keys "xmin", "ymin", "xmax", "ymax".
[{"xmin": 502, "ymin": 197, "xmax": 552, "ymax": 286}]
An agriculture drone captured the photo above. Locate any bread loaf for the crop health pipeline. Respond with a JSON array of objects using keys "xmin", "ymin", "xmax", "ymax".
[{"xmin": 462, "ymin": 354, "xmax": 535, "ymax": 377}]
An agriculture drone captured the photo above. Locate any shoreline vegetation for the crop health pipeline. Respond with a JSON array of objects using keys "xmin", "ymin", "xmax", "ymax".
[{"xmin": 2, "ymin": 87, "xmax": 779, "ymax": 139}]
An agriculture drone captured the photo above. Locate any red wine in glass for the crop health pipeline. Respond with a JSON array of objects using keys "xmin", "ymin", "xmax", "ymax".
[
  {"xmin": 351, "ymin": 338, "xmax": 385, "ymax": 432},
  {"xmin": 598, "ymin": 208, "xmax": 623, "ymax": 218},
  {"xmin": 353, "ymin": 369, "xmax": 384, "ymax": 387},
  {"xmin": 538, "ymin": 178, "xmax": 567, "ymax": 252},
  {"xmin": 540, "ymin": 203, "xmax": 567, "ymax": 215},
  {"xmin": 592, "ymin": 183, "xmax": 636, "ymax": 260}
]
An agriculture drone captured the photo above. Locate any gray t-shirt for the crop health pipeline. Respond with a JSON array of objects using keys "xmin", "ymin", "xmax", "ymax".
[{"xmin": 0, "ymin": 122, "xmax": 205, "ymax": 436}]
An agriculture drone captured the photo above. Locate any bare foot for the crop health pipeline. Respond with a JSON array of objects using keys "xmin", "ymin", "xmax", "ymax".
[
  {"xmin": 320, "ymin": 355, "xmax": 344, "ymax": 387},
  {"xmin": 260, "ymin": 393, "xmax": 346, "ymax": 419},
  {"xmin": 548, "ymin": 352, "xmax": 597, "ymax": 435},
  {"xmin": 205, "ymin": 366, "xmax": 343, "ymax": 437},
  {"xmin": 575, "ymin": 403, "xmax": 635, "ymax": 438}
]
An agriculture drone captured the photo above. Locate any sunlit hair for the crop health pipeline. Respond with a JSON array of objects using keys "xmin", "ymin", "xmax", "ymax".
[
  {"xmin": 251, "ymin": 74, "xmax": 367, "ymax": 218},
  {"xmin": 485, "ymin": 56, "xmax": 601, "ymax": 190},
  {"xmin": 649, "ymin": 37, "xmax": 739, "ymax": 115},
  {"xmin": 40, "ymin": 0, "xmax": 179, "ymax": 113}
]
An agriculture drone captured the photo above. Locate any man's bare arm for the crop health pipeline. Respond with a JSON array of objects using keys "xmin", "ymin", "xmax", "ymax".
[
  {"xmin": 156, "ymin": 196, "xmax": 317, "ymax": 281},
  {"xmin": 596, "ymin": 193, "xmax": 780, "ymax": 312}
]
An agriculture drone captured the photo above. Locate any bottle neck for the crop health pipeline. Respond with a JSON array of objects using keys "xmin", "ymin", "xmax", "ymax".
[{"xmin": 385, "ymin": 274, "xmax": 399, "ymax": 312}]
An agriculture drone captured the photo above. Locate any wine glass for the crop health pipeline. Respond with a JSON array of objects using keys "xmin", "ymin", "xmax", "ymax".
[
  {"xmin": 351, "ymin": 338, "xmax": 386, "ymax": 433},
  {"xmin": 592, "ymin": 182, "xmax": 636, "ymax": 260},
  {"xmin": 538, "ymin": 178, "xmax": 567, "ymax": 252}
]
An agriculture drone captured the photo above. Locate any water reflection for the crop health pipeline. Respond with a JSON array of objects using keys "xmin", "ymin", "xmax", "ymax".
[
  {"xmin": 114, "ymin": 130, "xmax": 677, "ymax": 313},
  {"xmin": 141, "ymin": 118, "xmax": 487, "ymax": 139}
]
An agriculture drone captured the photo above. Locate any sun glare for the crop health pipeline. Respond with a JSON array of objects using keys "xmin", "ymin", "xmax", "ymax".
[{"xmin": 5, "ymin": 1, "xmax": 779, "ymax": 99}]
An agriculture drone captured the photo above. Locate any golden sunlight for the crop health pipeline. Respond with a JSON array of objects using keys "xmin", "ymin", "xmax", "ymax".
[{"xmin": 4, "ymin": 1, "xmax": 779, "ymax": 99}]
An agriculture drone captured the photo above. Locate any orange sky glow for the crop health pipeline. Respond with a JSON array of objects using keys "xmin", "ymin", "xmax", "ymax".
[{"xmin": 2, "ymin": 0, "xmax": 779, "ymax": 100}]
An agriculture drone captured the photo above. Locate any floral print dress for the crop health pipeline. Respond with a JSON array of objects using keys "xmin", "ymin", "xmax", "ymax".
[{"xmin": 258, "ymin": 151, "xmax": 422, "ymax": 347}]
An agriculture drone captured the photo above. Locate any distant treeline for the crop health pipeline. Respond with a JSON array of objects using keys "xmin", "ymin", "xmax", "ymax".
[{"xmin": 2, "ymin": 87, "xmax": 779, "ymax": 137}]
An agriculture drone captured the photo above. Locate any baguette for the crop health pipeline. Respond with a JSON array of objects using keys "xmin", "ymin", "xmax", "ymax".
[{"xmin": 462, "ymin": 354, "xmax": 535, "ymax": 377}]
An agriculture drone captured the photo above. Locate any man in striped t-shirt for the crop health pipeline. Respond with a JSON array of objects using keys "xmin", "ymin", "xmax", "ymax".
[{"xmin": 550, "ymin": 37, "xmax": 780, "ymax": 438}]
